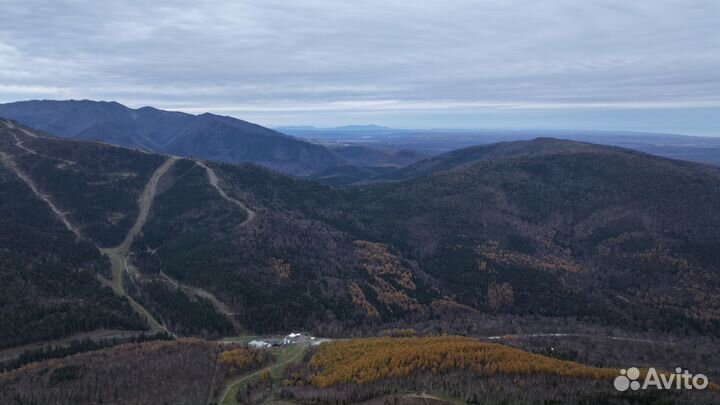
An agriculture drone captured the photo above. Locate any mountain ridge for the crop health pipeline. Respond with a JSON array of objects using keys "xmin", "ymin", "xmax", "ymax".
[
  {"xmin": 371, "ymin": 136, "xmax": 719, "ymax": 182},
  {"xmin": 0, "ymin": 100, "xmax": 344, "ymax": 175}
]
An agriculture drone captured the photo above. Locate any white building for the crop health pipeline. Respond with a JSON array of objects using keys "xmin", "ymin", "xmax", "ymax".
[
  {"xmin": 248, "ymin": 340, "xmax": 272, "ymax": 349},
  {"xmin": 282, "ymin": 332, "xmax": 306, "ymax": 345}
]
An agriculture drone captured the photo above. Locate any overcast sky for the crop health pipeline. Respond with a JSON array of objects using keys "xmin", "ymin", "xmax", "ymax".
[{"xmin": 0, "ymin": 0, "xmax": 718, "ymax": 134}]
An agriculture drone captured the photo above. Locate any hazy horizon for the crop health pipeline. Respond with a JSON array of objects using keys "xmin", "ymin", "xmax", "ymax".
[
  {"xmin": 2, "ymin": 98, "xmax": 719, "ymax": 137},
  {"xmin": 1, "ymin": 1, "xmax": 718, "ymax": 135}
]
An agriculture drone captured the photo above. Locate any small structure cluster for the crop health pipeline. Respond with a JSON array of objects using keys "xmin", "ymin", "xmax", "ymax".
[
  {"xmin": 246, "ymin": 332, "xmax": 319, "ymax": 349},
  {"xmin": 282, "ymin": 332, "xmax": 310, "ymax": 345}
]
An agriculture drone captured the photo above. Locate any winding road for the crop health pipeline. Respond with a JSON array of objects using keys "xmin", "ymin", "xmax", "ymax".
[
  {"xmin": 196, "ymin": 160, "xmax": 256, "ymax": 225},
  {"xmin": 217, "ymin": 344, "xmax": 307, "ymax": 405}
]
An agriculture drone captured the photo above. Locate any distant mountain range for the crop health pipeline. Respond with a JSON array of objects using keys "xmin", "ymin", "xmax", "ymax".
[
  {"xmin": 0, "ymin": 100, "xmax": 344, "ymax": 175},
  {"xmin": 4, "ymin": 100, "xmax": 719, "ymax": 187},
  {"xmin": 281, "ymin": 125, "xmax": 720, "ymax": 167}
]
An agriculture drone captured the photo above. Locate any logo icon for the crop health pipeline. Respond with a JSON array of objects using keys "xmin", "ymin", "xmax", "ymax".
[{"xmin": 614, "ymin": 367, "xmax": 641, "ymax": 391}]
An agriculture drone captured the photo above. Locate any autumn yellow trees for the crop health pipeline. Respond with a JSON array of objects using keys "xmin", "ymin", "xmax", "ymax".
[
  {"xmin": 309, "ymin": 336, "xmax": 617, "ymax": 388},
  {"xmin": 218, "ymin": 347, "xmax": 273, "ymax": 376},
  {"xmin": 486, "ymin": 282, "xmax": 514, "ymax": 312}
]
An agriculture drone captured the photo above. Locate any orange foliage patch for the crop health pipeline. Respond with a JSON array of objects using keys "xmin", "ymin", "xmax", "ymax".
[
  {"xmin": 218, "ymin": 347, "xmax": 272, "ymax": 376},
  {"xmin": 348, "ymin": 282, "xmax": 380, "ymax": 318},
  {"xmin": 309, "ymin": 336, "xmax": 618, "ymax": 388},
  {"xmin": 476, "ymin": 240, "xmax": 581, "ymax": 273}
]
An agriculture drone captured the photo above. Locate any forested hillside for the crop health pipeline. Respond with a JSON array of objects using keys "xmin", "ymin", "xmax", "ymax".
[
  {"xmin": 350, "ymin": 138, "xmax": 720, "ymax": 335},
  {"xmin": 0, "ymin": 121, "xmax": 441, "ymax": 341},
  {"xmin": 4, "ymin": 123, "xmax": 166, "ymax": 246},
  {"xmin": 3, "ymin": 121, "xmax": 720, "ymax": 342},
  {"xmin": 131, "ymin": 159, "xmax": 441, "ymax": 332},
  {"xmin": 0, "ymin": 122, "xmax": 146, "ymax": 349}
]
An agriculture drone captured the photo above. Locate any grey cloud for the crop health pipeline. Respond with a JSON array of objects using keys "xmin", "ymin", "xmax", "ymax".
[{"xmin": 0, "ymin": 0, "xmax": 718, "ymax": 130}]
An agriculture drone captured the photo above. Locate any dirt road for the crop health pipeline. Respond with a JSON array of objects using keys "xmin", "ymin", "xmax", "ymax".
[
  {"xmin": 482, "ymin": 332, "xmax": 677, "ymax": 345},
  {"xmin": 217, "ymin": 344, "xmax": 307, "ymax": 405},
  {"xmin": 99, "ymin": 156, "xmax": 179, "ymax": 334},
  {"xmin": 158, "ymin": 270, "xmax": 244, "ymax": 332},
  {"xmin": 0, "ymin": 329, "xmax": 146, "ymax": 363},
  {"xmin": 0, "ymin": 128, "xmax": 81, "ymax": 238},
  {"xmin": 196, "ymin": 160, "xmax": 256, "ymax": 225},
  {"xmin": 120, "ymin": 156, "xmax": 179, "ymax": 252}
]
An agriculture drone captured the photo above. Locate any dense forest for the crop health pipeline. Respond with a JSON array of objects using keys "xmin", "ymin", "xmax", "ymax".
[
  {"xmin": 0, "ymin": 339, "xmax": 226, "ymax": 405},
  {"xmin": 0, "ymin": 332, "xmax": 172, "ymax": 372},
  {"xmin": 346, "ymin": 140, "xmax": 720, "ymax": 335},
  {"xmin": 0, "ymin": 140, "xmax": 146, "ymax": 348},
  {"xmin": 10, "ymin": 132, "xmax": 166, "ymax": 247},
  {"xmin": 129, "ymin": 280, "xmax": 235, "ymax": 338},
  {"xmin": 187, "ymin": 142, "xmax": 720, "ymax": 336},
  {"xmin": 130, "ymin": 159, "xmax": 440, "ymax": 333}
]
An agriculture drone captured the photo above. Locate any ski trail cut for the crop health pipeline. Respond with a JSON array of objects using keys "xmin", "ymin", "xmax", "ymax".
[
  {"xmin": 195, "ymin": 161, "xmax": 256, "ymax": 225},
  {"xmin": 0, "ymin": 148, "xmax": 81, "ymax": 239}
]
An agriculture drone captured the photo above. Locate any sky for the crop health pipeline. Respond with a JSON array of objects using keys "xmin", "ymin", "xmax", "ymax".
[{"xmin": 0, "ymin": 0, "xmax": 718, "ymax": 135}]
